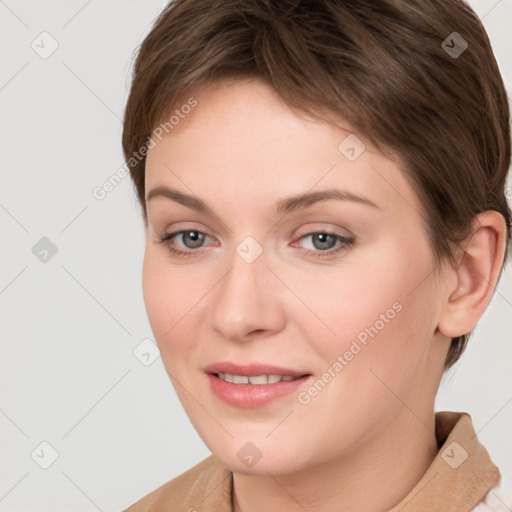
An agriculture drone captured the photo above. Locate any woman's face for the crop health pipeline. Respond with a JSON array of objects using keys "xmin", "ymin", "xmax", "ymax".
[{"xmin": 143, "ymin": 78, "xmax": 450, "ymax": 475}]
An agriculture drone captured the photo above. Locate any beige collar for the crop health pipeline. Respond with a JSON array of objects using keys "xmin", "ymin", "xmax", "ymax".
[{"xmin": 388, "ymin": 411, "xmax": 500, "ymax": 511}]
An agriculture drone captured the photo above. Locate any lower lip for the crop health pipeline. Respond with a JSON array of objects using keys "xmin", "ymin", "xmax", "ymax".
[{"xmin": 207, "ymin": 373, "xmax": 311, "ymax": 408}]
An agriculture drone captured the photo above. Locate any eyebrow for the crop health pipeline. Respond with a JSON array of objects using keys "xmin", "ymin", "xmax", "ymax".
[{"xmin": 145, "ymin": 185, "xmax": 381, "ymax": 215}]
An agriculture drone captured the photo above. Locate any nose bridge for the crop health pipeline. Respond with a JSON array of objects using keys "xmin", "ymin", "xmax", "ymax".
[{"xmin": 209, "ymin": 236, "xmax": 283, "ymax": 341}]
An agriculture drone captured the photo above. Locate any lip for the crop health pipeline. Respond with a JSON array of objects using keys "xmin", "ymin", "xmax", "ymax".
[
  {"xmin": 203, "ymin": 361, "xmax": 312, "ymax": 408},
  {"xmin": 202, "ymin": 361, "xmax": 309, "ymax": 377}
]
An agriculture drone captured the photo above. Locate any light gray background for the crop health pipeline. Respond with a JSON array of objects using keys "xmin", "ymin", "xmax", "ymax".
[{"xmin": 1, "ymin": 1, "xmax": 511, "ymax": 511}]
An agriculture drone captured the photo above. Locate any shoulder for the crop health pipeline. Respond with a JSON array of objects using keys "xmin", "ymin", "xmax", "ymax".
[
  {"xmin": 471, "ymin": 475, "xmax": 512, "ymax": 512},
  {"xmin": 122, "ymin": 455, "xmax": 232, "ymax": 512}
]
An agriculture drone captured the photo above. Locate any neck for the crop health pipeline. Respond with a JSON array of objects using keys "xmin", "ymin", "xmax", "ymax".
[{"xmin": 232, "ymin": 408, "xmax": 438, "ymax": 512}]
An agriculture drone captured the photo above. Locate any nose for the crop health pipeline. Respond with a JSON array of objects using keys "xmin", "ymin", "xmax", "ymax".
[{"xmin": 209, "ymin": 245, "xmax": 286, "ymax": 343}]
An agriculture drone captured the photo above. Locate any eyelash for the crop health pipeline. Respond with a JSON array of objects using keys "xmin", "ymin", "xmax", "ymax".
[{"xmin": 156, "ymin": 230, "xmax": 356, "ymax": 260}]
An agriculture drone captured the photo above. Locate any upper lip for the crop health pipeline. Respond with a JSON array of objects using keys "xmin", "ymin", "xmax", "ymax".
[{"xmin": 203, "ymin": 361, "xmax": 310, "ymax": 377}]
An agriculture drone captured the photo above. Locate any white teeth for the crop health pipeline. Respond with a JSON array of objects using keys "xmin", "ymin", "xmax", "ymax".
[
  {"xmin": 248, "ymin": 375, "xmax": 268, "ymax": 384},
  {"xmin": 217, "ymin": 373, "xmax": 299, "ymax": 384}
]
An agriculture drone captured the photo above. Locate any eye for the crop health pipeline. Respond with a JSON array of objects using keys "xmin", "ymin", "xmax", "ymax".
[
  {"xmin": 173, "ymin": 230, "xmax": 207, "ymax": 249},
  {"xmin": 156, "ymin": 229, "xmax": 356, "ymax": 260},
  {"xmin": 293, "ymin": 231, "xmax": 355, "ymax": 259},
  {"xmin": 156, "ymin": 229, "xmax": 214, "ymax": 259},
  {"xmin": 301, "ymin": 232, "xmax": 339, "ymax": 251}
]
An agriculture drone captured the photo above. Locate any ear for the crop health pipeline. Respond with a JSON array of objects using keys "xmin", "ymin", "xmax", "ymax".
[{"xmin": 437, "ymin": 211, "xmax": 507, "ymax": 338}]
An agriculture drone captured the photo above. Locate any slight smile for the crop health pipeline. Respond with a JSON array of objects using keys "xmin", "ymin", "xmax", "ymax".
[{"xmin": 202, "ymin": 362, "xmax": 313, "ymax": 408}]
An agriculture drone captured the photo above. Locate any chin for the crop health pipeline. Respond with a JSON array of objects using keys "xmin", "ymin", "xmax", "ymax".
[{"xmin": 209, "ymin": 440, "xmax": 311, "ymax": 477}]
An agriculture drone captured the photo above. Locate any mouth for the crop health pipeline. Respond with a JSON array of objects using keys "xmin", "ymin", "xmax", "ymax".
[
  {"xmin": 203, "ymin": 362, "xmax": 313, "ymax": 408},
  {"xmin": 214, "ymin": 372, "xmax": 305, "ymax": 384}
]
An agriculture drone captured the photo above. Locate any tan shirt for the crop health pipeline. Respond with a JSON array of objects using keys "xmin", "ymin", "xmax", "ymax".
[{"xmin": 124, "ymin": 411, "xmax": 504, "ymax": 512}]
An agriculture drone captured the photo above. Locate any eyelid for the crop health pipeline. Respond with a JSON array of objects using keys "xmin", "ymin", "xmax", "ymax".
[
  {"xmin": 159, "ymin": 222, "xmax": 215, "ymax": 240},
  {"xmin": 292, "ymin": 222, "xmax": 354, "ymax": 242}
]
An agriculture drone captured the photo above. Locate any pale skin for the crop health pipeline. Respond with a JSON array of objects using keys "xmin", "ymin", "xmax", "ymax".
[{"xmin": 142, "ymin": 77, "xmax": 506, "ymax": 512}]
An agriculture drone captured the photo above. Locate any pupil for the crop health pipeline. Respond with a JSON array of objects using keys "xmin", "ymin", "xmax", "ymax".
[
  {"xmin": 185, "ymin": 231, "xmax": 203, "ymax": 248},
  {"xmin": 314, "ymin": 233, "xmax": 334, "ymax": 250}
]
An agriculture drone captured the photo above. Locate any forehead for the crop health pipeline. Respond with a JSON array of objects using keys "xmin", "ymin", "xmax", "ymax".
[{"xmin": 145, "ymin": 78, "xmax": 419, "ymax": 221}]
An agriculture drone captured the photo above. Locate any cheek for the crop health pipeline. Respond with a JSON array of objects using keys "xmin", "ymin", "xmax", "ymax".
[
  {"xmin": 142, "ymin": 249, "xmax": 171, "ymax": 339},
  {"xmin": 285, "ymin": 248, "xmax": 438, "ymax": 444},
  {"xmin": 294, "ymin": 237, "xmax": 438, "ymax": 377},
  {"xmin": 141, "ymin": 248, "xmax": 201, "ymax": 360}
]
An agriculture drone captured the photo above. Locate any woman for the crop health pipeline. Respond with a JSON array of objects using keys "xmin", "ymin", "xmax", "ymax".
[{"xmin": 121, "ymin": 0, "xmax": 511, "ymax": 510}]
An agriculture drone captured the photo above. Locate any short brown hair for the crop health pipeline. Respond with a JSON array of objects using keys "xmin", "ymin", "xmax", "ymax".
[{"xmin": 122, "ymin": 0, "xmax": 511, "ymax": 369}]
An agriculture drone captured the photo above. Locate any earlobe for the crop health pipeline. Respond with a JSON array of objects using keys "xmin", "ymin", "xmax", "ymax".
[{"xmin": 437, "ymin": 211, "xmax": 506, "ymax": 339}]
